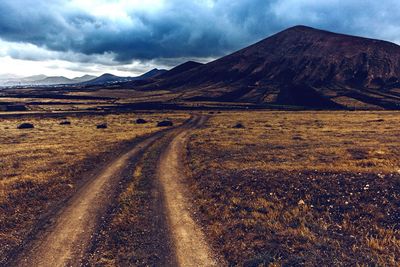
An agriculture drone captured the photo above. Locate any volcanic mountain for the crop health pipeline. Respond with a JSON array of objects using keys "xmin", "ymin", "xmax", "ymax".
[
  {"xmin": 158, "ymin": 61, "xmax": 203, "ymax": 79},
  {"xmin": 138, "ymin": 26, "xmax": 400, "ymax": 109}
]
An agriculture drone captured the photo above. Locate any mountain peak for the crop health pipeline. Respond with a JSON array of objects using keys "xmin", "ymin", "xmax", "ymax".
[
  {"xmin": 185, "ymin": 60, "xmax": 201, "ymax": 65},
  {"xmin": 285, "ymin": 25, "xmax": 316, "ymax": 31},
  {"xmin": 139, "ymin": 68, "xmax": 168, "ymax": 79},
  {"xmin": 275, "ymin": 25, "xmax": 335, "ymax": 38},
  {"xmin": 144, "ymin": 25, "xmax": 400, "ymax": 109},
  {"xmin": 99, "ymin": 73, "xmax": 117, "ymax": 78}
]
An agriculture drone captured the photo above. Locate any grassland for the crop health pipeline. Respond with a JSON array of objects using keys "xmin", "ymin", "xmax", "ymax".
[
  {"xmin": 0, "ymin": 112, "xmax": 188, "ymax": 263},
  {"xmin": 187, "ymin": 111, "xmax": 400, "ymax": 266}
]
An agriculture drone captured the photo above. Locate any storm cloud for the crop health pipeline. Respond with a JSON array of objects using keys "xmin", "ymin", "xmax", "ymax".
[{"xmin": 0, "ymin": 0, "xmax": 400, "ymax": 73}]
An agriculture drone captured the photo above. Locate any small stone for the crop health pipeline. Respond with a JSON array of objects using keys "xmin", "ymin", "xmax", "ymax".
[
  {"xmin": 233, "ymin": 123, "xmax": 245, "ymax": 129},
  {"xmin": 157, "ymin": 120, "xmax": 173, "ymax": 127},
  {"xmin": 96, "ymin": 123, "xmax": 108, "ymax": 129},
  {"xmin": 17, "ymin": 123, "xmax": 34, "ymax": 129},
  {"xmin": 135, "ymin": 118, "xmax": 147, "ymax": 124}
]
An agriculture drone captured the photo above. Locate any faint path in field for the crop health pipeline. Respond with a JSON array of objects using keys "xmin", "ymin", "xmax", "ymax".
[
  {"xmin": 13, "ymin": 121, "xmax": 189, "ymax": 267},
  {"xmin": 157, "ymin": 115, "xmax": 218, "ymax": 267}
]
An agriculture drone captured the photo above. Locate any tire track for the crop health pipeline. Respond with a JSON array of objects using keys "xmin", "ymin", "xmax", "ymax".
[
  {"xmin": 12, "ymin": 115, "xmax": 217, "ymax": 266},
  {"xmin": 13, "ymin": 118, "xmax": 196, "ymax": 267},
  {"xmin": 157, "ymin": 115, "xmax": 218, "ymax": 267}
]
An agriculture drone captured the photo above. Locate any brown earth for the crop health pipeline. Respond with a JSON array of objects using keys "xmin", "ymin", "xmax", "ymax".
[
  {"xmin": 0, "ymin": 113, "xmax": 189, "ymax": 264},
  {"xmin": 185, "ymin": 111, "xmax": 400, "ymax": 266},
  {"xmin": 9, "ymin": 114, "xmax": 219, "ymax": 266},
  {"xmin": 87, "ymin": 114, "xmax": 220, "ymax": 266},
  {"xmin": 185, "ymin": 169, "xmax": 399, "ymax": 266},
  {"xmin": 13, "ymin": 129, "xmax": 172, "ymax": 266},
  {"xmin": 157, "ymin": 115, "xmax": 219, "ymax": 266}
]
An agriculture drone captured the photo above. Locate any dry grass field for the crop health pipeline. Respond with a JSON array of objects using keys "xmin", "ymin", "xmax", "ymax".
[
  {"xmin": 187, "ymin": 111, "xmax": 400, "ymax": 266},
  {"xmin": 0, "ymin": 112, "xmax": 188, "ymax": 262}
]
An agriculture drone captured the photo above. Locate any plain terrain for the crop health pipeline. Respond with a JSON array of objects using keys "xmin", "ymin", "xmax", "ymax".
[
  {"xmin": 187, "ymin": 111, "xmax": 400, "ymax": 265},
  {"xmin": 1, "ymin": 110, "xmax": 399, "ymax": 266},
  {"xmin": 0, "ymin": 112, "xmax": 188, "ymax": 263}
]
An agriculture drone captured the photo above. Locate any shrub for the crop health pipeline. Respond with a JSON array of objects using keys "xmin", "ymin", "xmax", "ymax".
[
  {"xmin": 96, "ymin": 123, "xmax": 108, "ymax": 129},
  {"xmin": 17, "ymin": 123, "xmax": 34, "ymax": 129},
  {"xmin": 135, "ymin": 118, "xmax": 147, "ymax": 124},
  {"xmin": 157, "ymin": 120, "xmax": 173, "ymax": 127},
  {"xmin": 233, "ymin": 123, "xmax": 245, "ymax": 129}
]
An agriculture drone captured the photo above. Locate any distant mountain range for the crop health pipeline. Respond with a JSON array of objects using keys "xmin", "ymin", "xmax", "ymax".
[
  {"xmin": 0, "ymin": 74, "xmax": 96, "ymax": 86},
  {"xmin": 80, "ymin": 69, "xmax": 166, "ymax": 86},
  {"xmin": 130, "ymin": 25, "xmax": 400, "ymax": 109},
  {"xmin": 0, "ymin": 68, "xmax": 166, "ymax": 87},
  {"xmin": 3, "ymin": 26, "xmax": 400, "ymax": 110}
]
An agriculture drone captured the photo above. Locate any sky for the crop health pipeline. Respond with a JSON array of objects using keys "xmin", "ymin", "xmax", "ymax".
[{"xmin": 0, "ymin": 0, "xmax": 400, "ymax": 78}]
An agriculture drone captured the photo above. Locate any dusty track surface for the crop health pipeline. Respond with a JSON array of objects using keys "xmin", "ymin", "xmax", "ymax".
[
  {"xmin": 14, "ymin": 130, "xmax": 168, "ymax": 267},
  {"xmin": 12, "ymin": 114, "xmax": 217, "ymax": 266},
  {"xmin": 157, "ymin": 115, "xmax": 218, "ymax": 266}
]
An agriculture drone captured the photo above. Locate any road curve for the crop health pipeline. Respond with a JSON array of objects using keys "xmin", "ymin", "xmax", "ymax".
[
  {"xmin": 13, "ymin": 117, "xmax": 197, "ymax": 267},
  {"xmin": 157, "ymin": 115, "xmax": 218, "ymax": 267}
]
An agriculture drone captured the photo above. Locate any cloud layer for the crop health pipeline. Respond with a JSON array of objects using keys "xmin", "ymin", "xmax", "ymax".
[{"xmin": 0, "ymin": 0, "xmax": 400, "ymax": 75}]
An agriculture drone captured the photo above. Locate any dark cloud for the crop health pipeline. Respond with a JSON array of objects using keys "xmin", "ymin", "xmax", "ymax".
[{"xmin": 0, "ymin": 0, "xmax": 399, "ymax": 64}]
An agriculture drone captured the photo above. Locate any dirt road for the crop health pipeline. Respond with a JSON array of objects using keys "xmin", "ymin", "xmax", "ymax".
[
  {"xmin": 157, "ymin": 115, "xmax": 218, "ymax": 266},
  {"xmin": 14, "ymin": 131, "xmax": 166, "ymax": 267},
  {"xmin": 13, "ymin": 114, "xmax": 217, "ymax": 266}
]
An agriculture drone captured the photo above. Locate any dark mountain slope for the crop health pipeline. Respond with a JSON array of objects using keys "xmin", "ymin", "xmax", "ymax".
[
  {"xmin": 82, "ymin": 73, "xmax": 129, "ymax": 86},
  {"xmin": 158, "ymin": 61, "xmax": 203, "ymax": 79},
  {"xmin": 138, "ymin": 68, "xmax": 167, "ymax": 79},
  {"xmin": 116, "ymin": 63, "xmax": 201, "ymax": 89},
  {"xmin": 138, "ymin": 26, "xmax": 400, "ymax": 109}
]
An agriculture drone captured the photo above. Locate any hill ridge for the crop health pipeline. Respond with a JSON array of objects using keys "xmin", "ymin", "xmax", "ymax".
[{"xmin": 138, "ymin": 25, "xmax": 400, "ymax": 109}]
